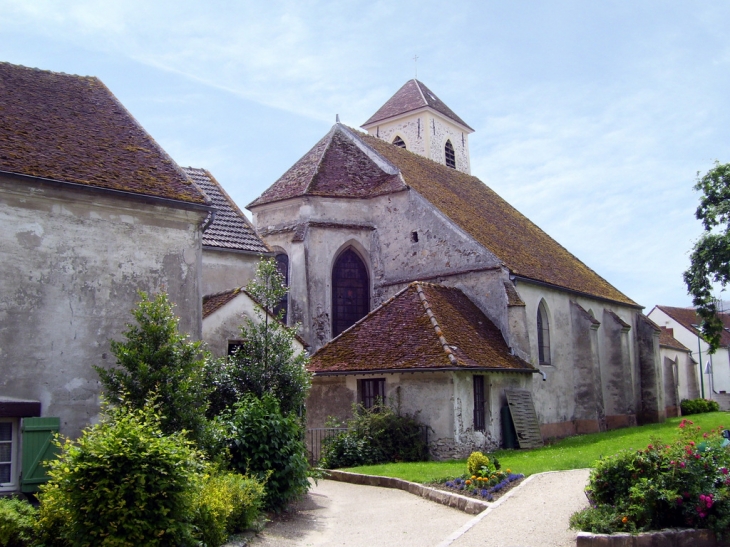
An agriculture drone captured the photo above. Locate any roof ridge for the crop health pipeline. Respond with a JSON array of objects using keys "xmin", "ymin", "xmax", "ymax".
[
  {"xmin": 413, "ymin": 79, "xmax": 429, "ymax": 107},
  {"xmin": 303, "ymin": 125, "xmax": 339, "ymax": 196},
  {"xmin": 414, "ymin": 282, "xmax": 458, "ymax": 365}
]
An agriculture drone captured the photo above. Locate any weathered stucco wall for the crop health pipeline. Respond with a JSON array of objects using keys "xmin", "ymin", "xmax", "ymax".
[
  {"xmin": 0, "ymin": 175, "xmax": 206, "ymax": 439},
  {"xmin": 514, "ymin": 280, "xmax": 641, "ymax": 438},
  {"xmin": 201, "ymin": 249, "xmax": 262, "ymax": 296}
]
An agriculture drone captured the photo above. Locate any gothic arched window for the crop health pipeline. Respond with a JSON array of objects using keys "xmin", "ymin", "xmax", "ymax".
[
  {"xmin": 537, "ymin": 300, "xmax": 551, "ymax": 365},
  {"xmin": 445, "ymin": 139, "xmax": 456, "ymax": 169},
  {"xmin": 332, "ymin": 248, "xmax": 370, "ymax": 337},
  {"xmin": 274, "ymin": 253, "xmax": 289, "ymax": 324},
  {"xmin": 393, "ymin": 136, "xmax": 406, "ymax": 149}
]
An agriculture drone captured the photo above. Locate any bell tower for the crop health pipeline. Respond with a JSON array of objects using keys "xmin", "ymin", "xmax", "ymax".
[{"xmin": 361, "ymin": 79, "xmax": 474, "ymax": 174}]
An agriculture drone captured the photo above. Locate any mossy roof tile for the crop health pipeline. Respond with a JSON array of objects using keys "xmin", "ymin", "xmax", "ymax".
[
  {"xmin": 0, "ymin": 62, "xmax": 205, "ymax": 204},
  {"xmin": 309, "ymin": 282, "xmax": 534, "ymax": 374}
]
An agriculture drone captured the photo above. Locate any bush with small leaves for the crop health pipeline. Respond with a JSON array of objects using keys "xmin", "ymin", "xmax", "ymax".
[
  {"xmin": 0, "ymin": 497, "xmax": 37, "ymax": 547},
  {"xmin": 681, "ymin": 398, "xmax": 721, "ymax": 416},
  {"xmin": 467, "ymin": 452, "xmax": 492, "ymax": 476}
]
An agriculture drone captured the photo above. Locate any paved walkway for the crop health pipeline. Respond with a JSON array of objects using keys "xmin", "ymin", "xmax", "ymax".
[{"xmin": 247, "ymin": 469, "xmax": 591, "ymax": 547}]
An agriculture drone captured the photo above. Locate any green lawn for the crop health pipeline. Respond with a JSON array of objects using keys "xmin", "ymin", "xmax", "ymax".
[{"xmin": 343, "ymin": 412, "xmax": 730, "ymax": 483}]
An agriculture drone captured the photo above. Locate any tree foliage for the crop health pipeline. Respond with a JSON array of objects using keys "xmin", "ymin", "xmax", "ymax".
[
  {"xmin": 209, "ymin": 258, "xmax": 311, "ymax": 417},
  {"xmin": 684, "ymin": 161, "xmax": 730, "ymax": 352},
  {"xmin": 95, "ymin": 292, "xmax": 213, "ymax": 445}
]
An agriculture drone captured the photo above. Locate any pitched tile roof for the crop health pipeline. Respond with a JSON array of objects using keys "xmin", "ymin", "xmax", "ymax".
[
  {"xmin": 309, "ymin": 282, "xmax": 535, "ymax": 374},
  {"xmin": 248, "ymin": 124, "xmax": 406, "ymax": 207},
  {"xmin": 362, "ymin": 79, "xmax": 473, "ymax": 131},
  {"xmin": 250, "ymin": 124, "xmax": 636, "ymax": 306},
  {"xmin": 359, "ymin": 132, "xmax": 637, "ymax": 306},
  {"xmin": 0, "ymin": 62, "xmax": 206, "ymax": 204},
  {"xmin": 182, "ymin": 167, "xmax": 269, "ymax": 253},
  {"xmin": 203, "ymin": 287, "xmax": 244, "ymax": 318},
  {"xmin": 655, "ymin": 305, "xmax": 730, "ymax": 348},
  {"xmin": 659, "ymin": 327, "xmax": 691, "ymax": 352}
]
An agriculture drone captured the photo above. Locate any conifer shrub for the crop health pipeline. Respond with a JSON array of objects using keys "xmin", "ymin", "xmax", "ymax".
[
  {"xmin": 223, "ymin": 394, "xmax": 310, "ymax": 511},
  {"xmin": 467, "ymin": 451, "xmax": 493, "ymax": 476},
  {"xmin": 319, "ymin": 405, "xmax": 428, "ymax": 469},
  {"xmin": 0, "ymin": 497, "xmax": 37, "ymax": 547}
]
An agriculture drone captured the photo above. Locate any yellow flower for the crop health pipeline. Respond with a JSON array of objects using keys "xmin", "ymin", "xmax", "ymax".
[
  {"xmin": 471, "ymin": 475, "xmax": 477, "ymax": 480},
  {"xmin": 506, "ymin": 469, "xmax": 511, "ymax": 473}
]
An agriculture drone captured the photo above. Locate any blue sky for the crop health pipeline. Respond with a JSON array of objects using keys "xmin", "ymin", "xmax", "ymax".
[{"xmin": 1, "ymin": 1, "xmax": 728, "ymax": 310}]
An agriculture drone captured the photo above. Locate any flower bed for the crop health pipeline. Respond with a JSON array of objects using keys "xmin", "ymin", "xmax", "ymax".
[
  {"xmin": 571, "ymin": 419, "xmax": 730, "ymax": 538},
  {"xmin": 434, "ymin": 451, "xmax": 525, "ymax": 502}
]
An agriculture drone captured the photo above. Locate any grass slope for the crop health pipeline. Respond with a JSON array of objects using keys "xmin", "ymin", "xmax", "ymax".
[{"xmin": 344, "ymin": 413, "xmax": 729, "ymax": 483}]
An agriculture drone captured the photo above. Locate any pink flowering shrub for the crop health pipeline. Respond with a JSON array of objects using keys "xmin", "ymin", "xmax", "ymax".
[{"xmin": 571, "ymin": 420, "xmax": 730, "ymax": 537}]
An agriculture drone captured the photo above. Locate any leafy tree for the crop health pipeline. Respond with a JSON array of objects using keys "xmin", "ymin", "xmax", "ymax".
[
  {"xmin": 684, "ymin": 161, "xmax": 730, "ymax": 352},
  {"xmin": 209, "ymin": 258, "xmax": 311, "ymax": 417},
  {"xmin": 95, "ymin": 292, "xmax": 213, "ymax": 445}
]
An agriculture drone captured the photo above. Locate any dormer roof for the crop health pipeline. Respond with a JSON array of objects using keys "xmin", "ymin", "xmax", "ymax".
[{"xmin": 362, "ymin": 79, "xmax": 473, "ymax": 132}]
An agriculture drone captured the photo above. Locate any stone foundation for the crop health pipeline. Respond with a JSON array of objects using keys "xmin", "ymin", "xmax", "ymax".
[
  {"xmin": 429, "ymin": 435, "xmax": 498, "ymax": 460},
  {"xmin": 605, "ymin": 414, "xmax": 637, "ymax": 430},
  {"xmin": 576, "ymin": 528, "xmax": 729, "ymax": 546}
]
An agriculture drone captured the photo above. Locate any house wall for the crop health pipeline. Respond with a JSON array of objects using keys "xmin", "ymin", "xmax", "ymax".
[
  {"xmin": 0, "ymin": 175, "xmax": 206, "ymax": 440},
  {"xmin": 648, "ymin": 307, "xmax": 730, "ymax": 408},
  {"xmin": 658, "ymin": 347, "xmax": 700, "ymax": 402},
  {"xmin": 364, "ymin": 109, "xmax": 472, "ymax": 174},
  {"xmin": 201, "ymin": 249, "xmax": 262, "ymax": 296},
  {"xmin": 512, "ymin": 280, "xmax": 644, "ymax": 438},
  {"xmin": 307, "ymin": 370, "xmax": 531, "ymax": 460}
]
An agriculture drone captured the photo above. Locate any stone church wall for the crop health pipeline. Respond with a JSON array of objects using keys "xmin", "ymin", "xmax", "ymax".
[
  {"xmin": 201, "ymin": 249, "xmax": 262, "ymax": 296},
  {"xmin": 0, "ymin": 174, "xmax": 206, "ymax": 440}
]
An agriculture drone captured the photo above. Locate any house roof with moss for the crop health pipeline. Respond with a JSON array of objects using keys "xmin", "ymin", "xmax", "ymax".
[
  {"xmin": 362, "ymin": 79, "xmax": 473, "ymax": 131},
  {"xmin": 250, "ymin": 123, "xmax": 636, "ymax": 306},
  {"xmin": 0, "ymin": 62, "xmax": 206, "ymax": 204},
  {"xmin": 658, "ymin": 327, "xmax": 691, "ymax": 352},
  {"xmin": 183, "ymin": 167, "xmax": 269, "ymax": 253},
  {"xmin": 203, "ymin": 287, "xmax": 245, "ymax": 318},
  {"xmin": 309, "ymin": 282, "xmax": 535, "ymax": 375}
]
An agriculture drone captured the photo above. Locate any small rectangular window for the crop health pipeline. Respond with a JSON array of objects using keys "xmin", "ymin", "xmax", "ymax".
[
  {"xmin": 359, "ymin": 379, "xmax": 386, "ymax": 409},
  {"xmin": 0, "ymin": 419, "xmax": 18, "ymax": 491},
  {"xmin": 473, "ymin": 376, "xmax": 486, "ymax": 431},
  {"xmin": 227, "ymin": 341, "xmax": 245, "ymax": 356}
]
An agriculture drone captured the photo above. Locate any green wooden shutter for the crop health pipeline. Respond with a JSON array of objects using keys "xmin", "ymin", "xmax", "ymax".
[{"xmin": 21, "ymin": 417, "xmax": 60, "ymax": 493}]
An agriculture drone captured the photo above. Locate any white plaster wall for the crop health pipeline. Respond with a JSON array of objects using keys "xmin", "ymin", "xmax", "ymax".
[
  {"xmin": 0, "ymin": 176, "xmax": 206, "ymax": 439},
  {"xmin": 365, "ymin": 110, "xmax": 471, "ymax": 174},
  {"xmin": 514, "ymin": 280, "xmax": 640, "ymax": 428},
  {"xmin": 201, "ymin": 249, "xmax": 262, "ymax": 296},
  {"xmin": 648, "ymin": 308, "xmax": 730, "ymax": 402}
]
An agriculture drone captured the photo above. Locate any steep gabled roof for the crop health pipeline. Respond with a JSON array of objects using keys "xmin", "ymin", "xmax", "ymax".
[
  {"xmin": 183, "ymin": 167, "xmax": 269, "ymax": 253},
  {"xmin": 359, "ymin": 133, "xmax": 637, "ymax": 306},
  {"xmin": 654, "ymin": 305, "xmax": 730, "ymax": 348},
  {"xmin": 658, "ymin": 326, "xmax": 691, "ymax": 352},
  {"xmin": 0, "ymin": 62, "xmax": 206, "ymax": 204},
  {"xmin": 362, "ymin": 79, "xmax": 473, "ymax": 131},
  {"xmin": 203, "ymin": 287, "xmax": 244, "ymax": 319},
  {"xmin": 248, "ymin": 124, "xmax": 406, "ymax": 208},
  {"xmin": 309, "ymin": 282, "xmax": 534, "ymax": 374}
]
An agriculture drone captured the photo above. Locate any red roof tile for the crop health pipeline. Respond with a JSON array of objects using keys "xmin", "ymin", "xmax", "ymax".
[
  {"xmin": 249, "ymin": 125, "xmax": 405, "ymax": 207},
  {"xmin": 309, "ymin": 282, "xmax": 534, "ymax": 374},
  {"xmin": 658, "ymin": 326, "xmax": 691, "ymax": 352},
  {"xmin": 362, "ymin": 79, "xmax": 473, "ymax": 131},
  {"xmin": 0, "ymin": 62, "xmax": 206, "ymax": 204},
  {"xmin": 203, "ymin": 287, "xmax": 243, "ymax": 318},
  {"xmin": 655, "ymin": 305, "xmax": 730, "ymax": 348},
  {"xmin": 183, "ymin": 167, "xmax": 269, "ymax": 253}
]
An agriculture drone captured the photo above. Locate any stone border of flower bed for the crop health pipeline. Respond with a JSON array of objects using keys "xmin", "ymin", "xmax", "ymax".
[
  {"xmin": 322, "ymin": 469, "xmax": 491, "ymax": 515},
  {"xmin": 576, "ymin": 528, "xmax": 729, "ymax": 546}
]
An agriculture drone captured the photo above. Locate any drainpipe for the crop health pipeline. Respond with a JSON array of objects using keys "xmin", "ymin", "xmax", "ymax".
[{"xmin": 697, "ymin": 335, "xmax": 705, "ymax": 399}]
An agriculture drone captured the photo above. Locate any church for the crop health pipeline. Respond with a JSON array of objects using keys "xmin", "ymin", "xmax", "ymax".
[{"xmin": 248, "ymin": 79, "xmax": 667, "ymax": 457}]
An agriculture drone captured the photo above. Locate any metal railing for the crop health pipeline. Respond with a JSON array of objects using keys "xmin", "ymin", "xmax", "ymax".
[{"xmin": 306, "ymin": 426, "xmax": 429, "ymax": 466}]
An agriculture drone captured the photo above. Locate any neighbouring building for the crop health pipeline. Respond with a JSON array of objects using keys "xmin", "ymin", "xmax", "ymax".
[
  {"xmin": 0, "ymin": 62, "xmax": 211, "ymax": 493},
  {"xmin": 658, "ymin": 326, "xmax": 699, "ymax": 416},
  {"xmin": 248, "ymin": 80, "xmax": 666, "ymax": 458},
  {"xmin": 648, "ymin": 305, "xmax": 729, "ymax": 409}
]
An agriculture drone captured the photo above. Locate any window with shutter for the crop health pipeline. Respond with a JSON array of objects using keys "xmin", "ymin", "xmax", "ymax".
[
  {"xmin": 21, "ymin": 417, "xmax": 60, "ymax": 493},
  {"xmin": 0, "ymin": 419, "xmax": 18, "ymax": 491}
]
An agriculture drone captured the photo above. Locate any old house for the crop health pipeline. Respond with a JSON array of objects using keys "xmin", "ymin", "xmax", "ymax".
[
  {"xmin": 249, "ymin": 80, "xmax": 665, "ymax": 457},
  {"xmin": 658, "ymin": 326, "xmax": 699, "ymax": 415},
  {"xmin": 0, "ymin": 62, "xmax": 211, "ymax": 493},
  {"xmin": 648, "ymin": 305, "xmax": 728, "ymax": 409}
]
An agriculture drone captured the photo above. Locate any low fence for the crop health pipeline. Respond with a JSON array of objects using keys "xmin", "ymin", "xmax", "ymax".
[{"xmin": 305, "ymin": 426, "xmax": 429, "ymax": 466}]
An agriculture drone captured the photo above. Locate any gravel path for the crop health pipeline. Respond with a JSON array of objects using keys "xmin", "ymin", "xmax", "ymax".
[{"xmin": 246, "ymin": 469, "xmax": 591, "ymax": 547}]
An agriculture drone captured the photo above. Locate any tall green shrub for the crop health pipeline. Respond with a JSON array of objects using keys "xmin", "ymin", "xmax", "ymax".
[
  {"xmin": 224, "ymin": 395, "xmax": 309, "ymax": 511},
  {"xmin": 209, "ymin": 259, "xmax": 310, "ymax": 418},
  {"xmin": 36, "ymin": 402, "xmax": 204, "ymax": 547},
  {"xmin": 0, "ymin": 497, "xmax": 37, "ymax": 547},
  {"xmin": 95, "ymin": 292, "xmax": 214, "ymax": 448},
  {"xmin": 681, "ymin": 398, "xmax": 721, "ymax": 415}
]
